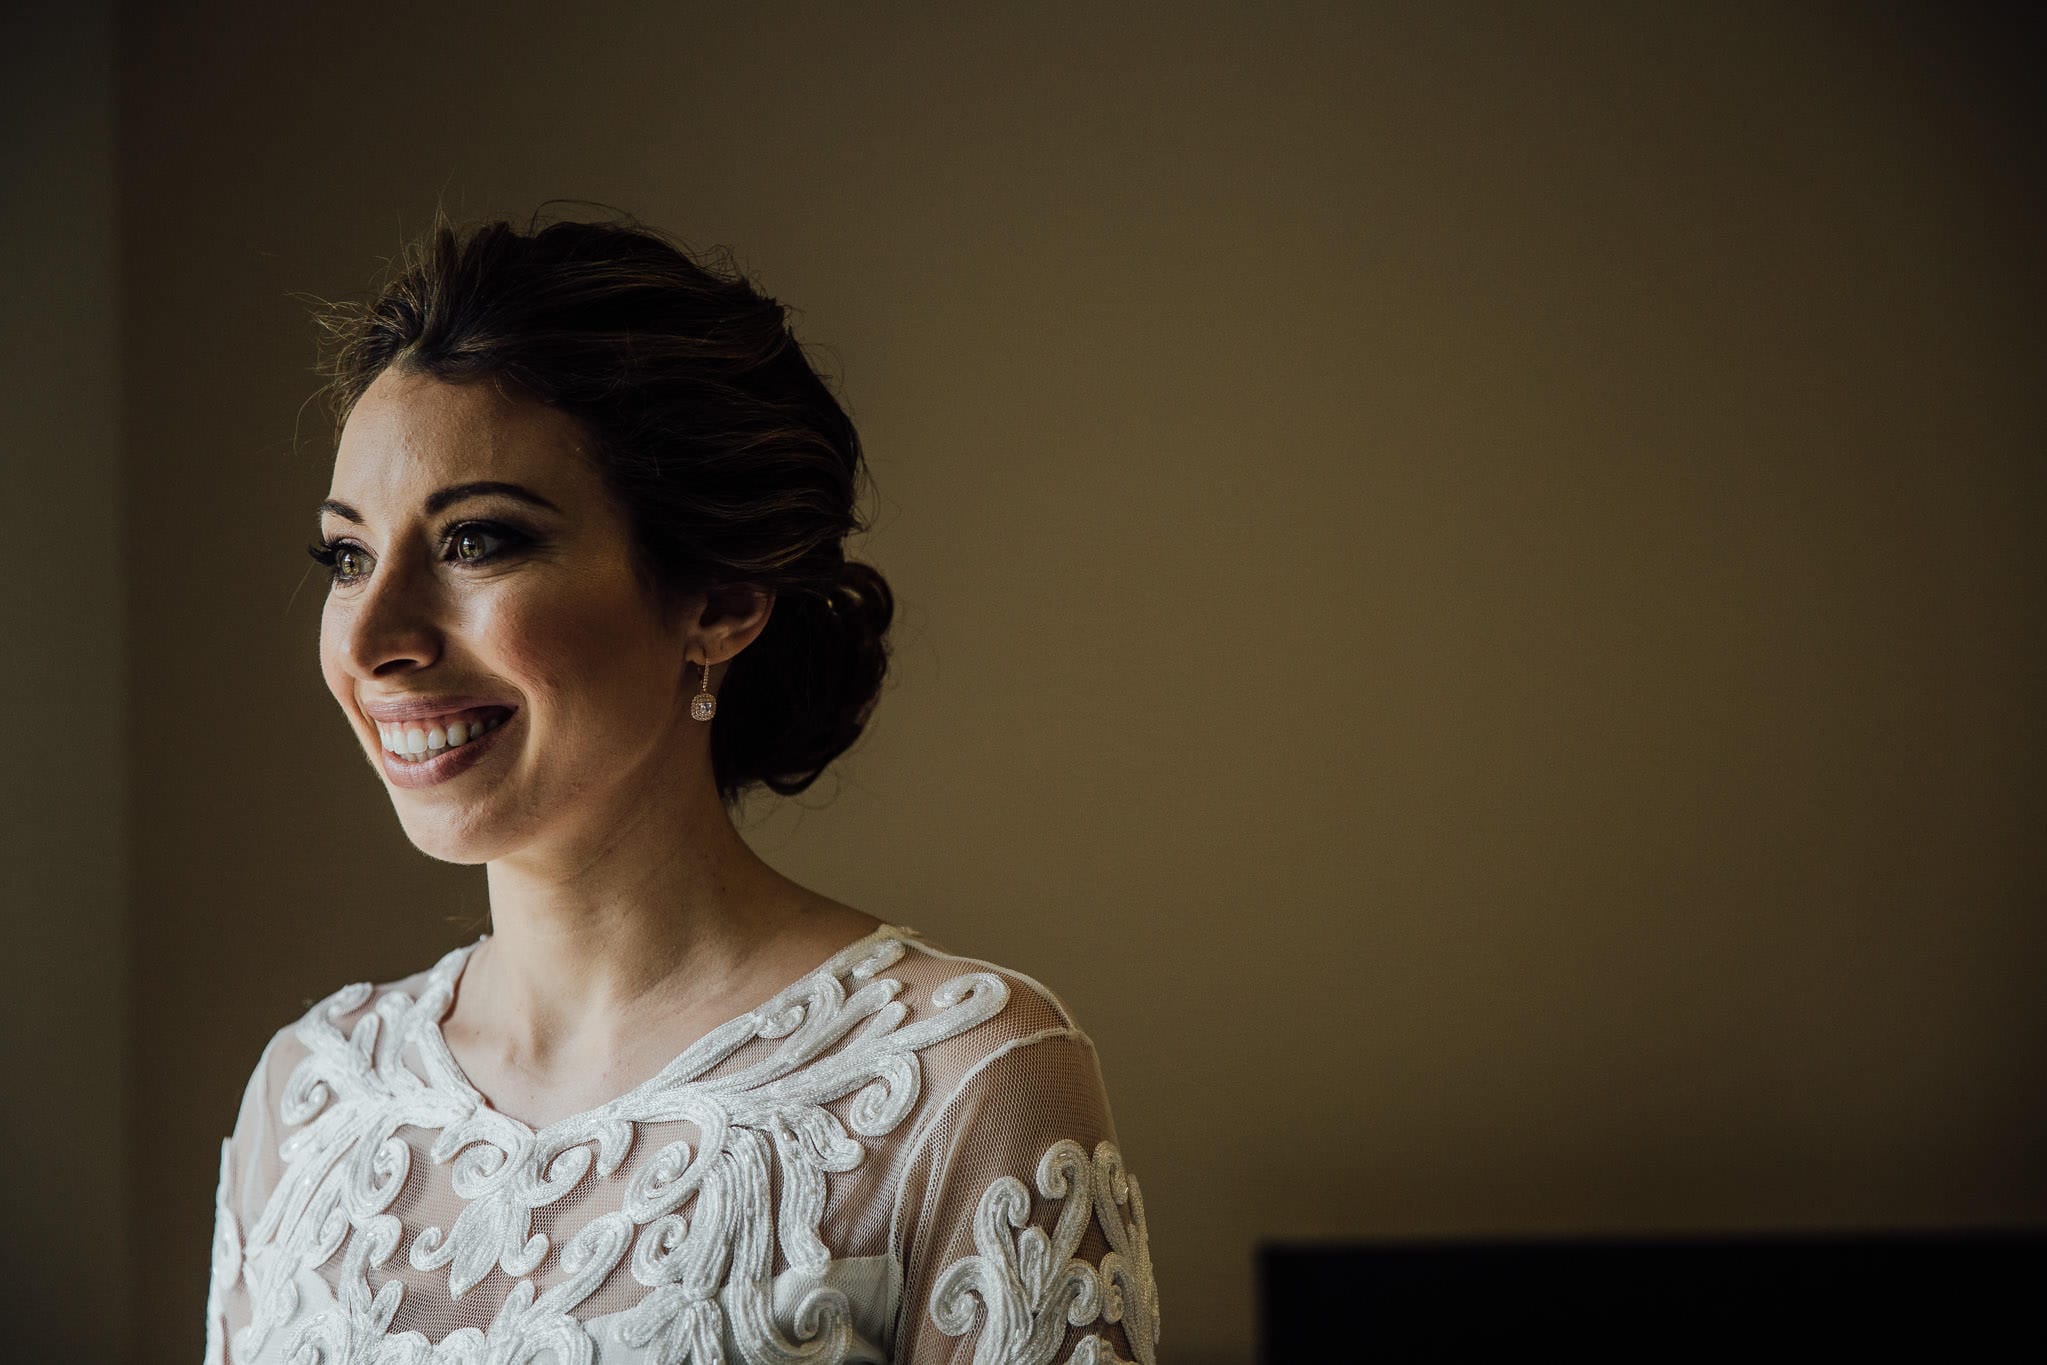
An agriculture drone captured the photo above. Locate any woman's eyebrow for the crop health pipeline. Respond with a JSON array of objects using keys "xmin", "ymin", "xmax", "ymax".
[{"xmin": 317, "ymin": 481, "xmax": 562, "ymax": 524}]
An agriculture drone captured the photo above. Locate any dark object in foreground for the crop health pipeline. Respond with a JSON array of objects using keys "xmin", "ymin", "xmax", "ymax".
[{"xmin": 1259, "ymin": 1228, "xmax": 2045, "ymax": 1359}]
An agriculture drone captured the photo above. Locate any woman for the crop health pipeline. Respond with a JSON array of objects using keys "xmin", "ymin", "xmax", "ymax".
[{"xmin": 205, "ymin": 210, "xmax": 1159, "ymax": 1364}]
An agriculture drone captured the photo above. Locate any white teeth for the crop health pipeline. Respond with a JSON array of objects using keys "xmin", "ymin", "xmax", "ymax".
[{"xmin": 378, "ymin": 709, "xmax": 506, "ymax": 762}]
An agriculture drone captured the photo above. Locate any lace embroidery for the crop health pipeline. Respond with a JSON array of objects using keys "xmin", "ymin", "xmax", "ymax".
[
  {"xmin": 928, "ymin": 1139, "xmax": 1160, "ymax": 1365},
  {"xmin": 206, "ymin": 1139, "xmax": 241, "ymax": 1365},
  {"xmin": 234, "ymin": 928, "xmax": 1009, "ymax": 1362}
]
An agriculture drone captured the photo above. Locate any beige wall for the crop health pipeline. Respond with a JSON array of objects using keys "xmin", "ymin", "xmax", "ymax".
[
  {"xmin": 92, "ymin": 2, "xmax": 2047, "ymax": 1360},
  {"xmin": 1, "ymin": 1, "xmax": 127, "ymax": 1355}
]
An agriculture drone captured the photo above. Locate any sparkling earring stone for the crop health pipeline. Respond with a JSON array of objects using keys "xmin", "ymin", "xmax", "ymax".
[{"xmin": 691, "ymin": 691, "xmax": 716, "ymax": 720}]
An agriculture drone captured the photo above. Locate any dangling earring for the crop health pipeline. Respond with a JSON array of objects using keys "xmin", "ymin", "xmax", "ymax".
[{"xmin": 690, "ymin": 657, "xmax": 718, "ymax": 721}]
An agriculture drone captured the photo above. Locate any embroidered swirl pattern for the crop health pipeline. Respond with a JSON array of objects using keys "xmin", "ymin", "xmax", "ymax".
[
  {"xmin": 229, "ymin": 931, "xmax": 1012, "ymax": 1363},
  {"xmin": 927, "ymin": 1139, "xmax": 1160, "ymax": 1365}
]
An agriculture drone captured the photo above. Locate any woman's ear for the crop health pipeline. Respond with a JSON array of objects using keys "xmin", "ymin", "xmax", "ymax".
[{"xmin": 696, "ymin": 583, "xmax": 775, "ymax": 665}]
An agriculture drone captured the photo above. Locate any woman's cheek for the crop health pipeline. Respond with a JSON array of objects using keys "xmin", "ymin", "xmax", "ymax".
[{"xmin": 484, "ymin": 592, "xmax": 614, "ymax": 710}]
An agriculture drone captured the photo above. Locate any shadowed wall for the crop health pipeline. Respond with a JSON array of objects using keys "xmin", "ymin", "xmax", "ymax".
[
  {"xmin": 93, "ymin": 2, "xmax": 2047, "ymax": 1359},
  {"xmin": 1, "ymin": 2, "xmax": 125, "ymax": 1357}
]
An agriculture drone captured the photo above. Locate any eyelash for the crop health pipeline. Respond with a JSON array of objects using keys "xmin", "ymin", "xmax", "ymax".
[{"xmin": 306, "ymin": 521, "xmax": 531, "ymax": 587}]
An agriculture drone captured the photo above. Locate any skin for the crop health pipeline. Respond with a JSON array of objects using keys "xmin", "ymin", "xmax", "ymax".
[{"xmin": 317, "ymin": 367, "xmax": 881, "ymax": 1128}]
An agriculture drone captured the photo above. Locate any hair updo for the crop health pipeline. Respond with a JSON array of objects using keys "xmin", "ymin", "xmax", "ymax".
[{"xmin": 308, "ymin": 204, "xmax": 894, "ymax": 810}]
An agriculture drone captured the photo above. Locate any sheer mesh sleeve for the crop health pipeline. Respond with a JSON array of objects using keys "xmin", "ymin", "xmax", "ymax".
[
  {"xmin": 889, "ymin": 1029, "xmax": 1161, "ymax": 1365},
  {"xmin": 205, "ymin": 1030, "xmax": 294, "ymax": 1364}
]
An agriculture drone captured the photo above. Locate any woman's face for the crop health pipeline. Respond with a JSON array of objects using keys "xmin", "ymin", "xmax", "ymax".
[{"xmin": 316, "ymin": 367, "xmax": 715, "ymax": 863}]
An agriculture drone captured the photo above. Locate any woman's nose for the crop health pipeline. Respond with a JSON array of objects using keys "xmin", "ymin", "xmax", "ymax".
[{"xmin": 343, "ymin": 554, "xmax": 443, "ymax": 676}]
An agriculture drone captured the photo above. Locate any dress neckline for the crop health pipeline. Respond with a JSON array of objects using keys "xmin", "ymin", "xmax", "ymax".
[{"xmin": 413, "ymin": 920, "xmax": 918, "ymax": 1138}]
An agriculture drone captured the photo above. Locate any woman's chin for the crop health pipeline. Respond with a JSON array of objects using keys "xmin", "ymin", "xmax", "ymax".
[{"xmin": 392, "ymin": 809, "xmax": 508, "ymax": 866}]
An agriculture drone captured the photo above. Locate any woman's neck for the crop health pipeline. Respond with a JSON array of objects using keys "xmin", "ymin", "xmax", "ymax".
[{"xmin": 466, "ymin": 773, "xmax": 811, "ymax": 1075}]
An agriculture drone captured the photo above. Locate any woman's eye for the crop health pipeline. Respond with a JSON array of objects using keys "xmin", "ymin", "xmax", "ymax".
[
  {"xmin": 306, "ymin": 522, "xmax": 528, "ymax": 589},
  {"xmin": 449, "ymin": 522, "xmax": 524, "ymax": 564},
  {"xmin": 307, "ymin": 539, "xmax": 369, "ymax": 584}
]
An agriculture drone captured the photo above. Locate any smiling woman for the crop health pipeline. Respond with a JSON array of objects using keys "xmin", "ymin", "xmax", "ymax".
[{"xmin": 203, "ymin": 207, "xmax": 1160, "ymax": 1365}]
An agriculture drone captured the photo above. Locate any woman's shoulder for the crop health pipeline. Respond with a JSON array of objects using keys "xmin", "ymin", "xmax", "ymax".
[
  {"xmin": 874, "ymin": 923, "xmax": 1119, "ymax": 1108},
  {"xmin": 778, "ymin": 902, "xmax": 1091, "ymax": 1039},
  {"xmin": 883, "ymin": 922, "xmax": 1097, "ymax": 1035}
]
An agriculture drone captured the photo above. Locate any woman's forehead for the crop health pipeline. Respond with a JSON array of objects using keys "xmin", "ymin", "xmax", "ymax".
[{"xmin": 331, "ymin": 371, "xmax": 591, "ymax": 504}]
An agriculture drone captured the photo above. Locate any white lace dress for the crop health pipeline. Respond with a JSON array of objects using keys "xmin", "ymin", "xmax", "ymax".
[{"xmin": 204, "ymin": 922, "xmax": 1160, "ymax": 1364}]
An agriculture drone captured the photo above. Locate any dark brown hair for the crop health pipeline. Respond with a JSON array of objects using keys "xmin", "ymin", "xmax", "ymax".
[{"xmin": 308, "ymin": 203, "xmax": 893, "ymax": 809}]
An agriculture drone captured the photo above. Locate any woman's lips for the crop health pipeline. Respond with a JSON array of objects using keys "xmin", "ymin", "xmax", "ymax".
[
  {"xmin": 380, "ymin": 709, "xmax": 516, "ymax": 789},
  {"xmin": 361, "ymin": 694, "xmax": 517, "ymax": 725}
]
